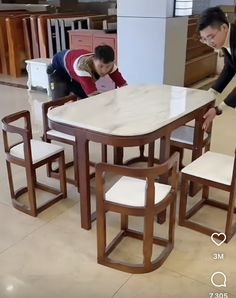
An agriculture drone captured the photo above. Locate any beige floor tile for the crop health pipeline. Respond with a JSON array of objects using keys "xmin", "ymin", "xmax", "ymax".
[
  {"xmin": 0, "ymin": 203, "xmax": 44, "ymax": 253},
  {"xmin": 0, "ymin": 222, "xmax": 130, "ymax": 298},
  {"xmin": 113, "ymin": 267, "xmax": 234, "ymax": 298}
]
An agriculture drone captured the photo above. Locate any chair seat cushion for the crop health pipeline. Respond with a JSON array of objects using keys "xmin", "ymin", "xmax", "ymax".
[
  {"xmin": 47, "ymin": 130, "xmax": 75, "ymax": 142},
  {"xmin": 106, "ymin": 176, "xmax": 171, "ymax": 207},
  {"xmin": 171, "ymin": 126, "xmax": 208, "ymax": 145},
  {"xmin": 10, "ymin": 139, "xmax": 63, "ymax": 164},
  {"xmin": 182, "ymin": 151, "xmax": 234, "ymax": 186}
]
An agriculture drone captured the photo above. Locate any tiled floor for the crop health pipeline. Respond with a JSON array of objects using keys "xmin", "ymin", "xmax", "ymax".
[{"xmin": 0, "ymin": 81, "xmax": 236, "ymax": 298}]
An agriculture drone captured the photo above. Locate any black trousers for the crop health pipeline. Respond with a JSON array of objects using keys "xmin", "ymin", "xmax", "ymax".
[{"xmin": 47, "ymin": 64, "xmax": 88, "ymax": 101}]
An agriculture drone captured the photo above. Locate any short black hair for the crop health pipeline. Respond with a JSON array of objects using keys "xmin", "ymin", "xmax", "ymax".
[
  {"xmin": 94, "ymin": 45, "xmax": 114, "ymax": 63},
  {"xmin": 198, "ymin": 6, "xmax": 229, "ymax": 31}
]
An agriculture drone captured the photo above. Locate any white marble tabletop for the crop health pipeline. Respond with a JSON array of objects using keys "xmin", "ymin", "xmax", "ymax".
[{"xmin": 48, "ymin": 85, "xmax": 215, "ymax": 137}]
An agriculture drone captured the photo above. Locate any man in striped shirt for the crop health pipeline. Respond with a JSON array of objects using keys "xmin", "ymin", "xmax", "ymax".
[{"xmin": 47, "ymin": 45, "xmax": 127, "ymax": 100}]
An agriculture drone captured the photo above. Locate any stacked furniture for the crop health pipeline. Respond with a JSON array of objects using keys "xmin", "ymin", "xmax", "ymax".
[{"xmin": 0, "ymin": 10, "xmax": 109, "ymax": 78}]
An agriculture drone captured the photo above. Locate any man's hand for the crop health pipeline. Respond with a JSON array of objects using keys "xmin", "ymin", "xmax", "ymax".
[{"xmin": 202, "ymin": 107, "xmax": 216, "ymax": 131}]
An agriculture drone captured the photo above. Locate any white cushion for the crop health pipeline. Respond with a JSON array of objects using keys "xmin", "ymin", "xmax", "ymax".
[
  {"xmin": 182, "ymin": 151, "xmax": 235, "ymax": 186},
  {"xmin": 47, "ymin": 130, "xmax": 75, "ymax": 142},
  {"xmin": 105, "ymin": 176, "xmax": 171, "ymax": 207},
  {"xmin": 171, "ymin": 126, "xmax": 208, "ymax": 145},
  {"xmin": 10, "ymin": 139, "xmax": 63, "ymax": 164}
]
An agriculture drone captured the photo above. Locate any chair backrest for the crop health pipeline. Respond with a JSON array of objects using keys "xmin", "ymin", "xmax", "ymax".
[
  {"xmin": 96, "ymin": 152, "xmax": 179, "ymax": 208},
  {"xmin": 41, "ymin": 95, "xmax": 77, "ymax": 139},
  {"xmin": 1, "ymin": 110, "xmax": 33, "ymax": 164}
]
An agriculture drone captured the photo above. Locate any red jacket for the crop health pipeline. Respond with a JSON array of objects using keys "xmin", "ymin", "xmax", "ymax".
[{"xmin": 64, "ymin": 49, "xmax": 127, "ymax": 96}]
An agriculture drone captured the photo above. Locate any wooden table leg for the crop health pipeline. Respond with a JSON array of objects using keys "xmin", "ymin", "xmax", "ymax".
[
  {"xmin": 157, "ymin": 134, "xmax": 171, "ymax": 224},
  {"xmin": 77, "ymin": 133, "xmax": 91, "ymax": 230}
]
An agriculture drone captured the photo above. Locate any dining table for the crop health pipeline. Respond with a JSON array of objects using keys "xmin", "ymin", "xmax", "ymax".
[{"xmin": 48, "ymin": 84, "xmax": 215, "ymax": 230}]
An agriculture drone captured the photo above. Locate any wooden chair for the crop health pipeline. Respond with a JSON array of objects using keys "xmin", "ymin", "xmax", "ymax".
[
  {"xmin": 2, "ymin": 110, "xmax": 67, "ymax": 217},
  {"xmin": 96, "ymin": 152, "xmax": 179, "ymax": 273},
  {"xmin": 42, "ymin": 95, "xmax": 79, "ymax": 186},
  {"xmin": 179, "ymin": 150, "xmax": 236, "ymax": 243},
  {"xmin": 42, "ymin": 95, "xmax": 107, "ymax": 187},
  {"xmin": 170, "ymin": 124, "xmax": 211, "ymax": 170}
]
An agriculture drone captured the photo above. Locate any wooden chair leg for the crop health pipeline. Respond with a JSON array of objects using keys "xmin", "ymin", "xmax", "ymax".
[
  {"xmin": 6, "ymin": 160, "xmax": 15, "ymax": 199},
  {"xmin": 169, "ymin": 197, "xmax": 176, "ymax": 244},
  {"xmin": 170, "ymin": 145, "xmax": 184, "ymax": 170},
  {"xmin": 179, "ymin": 175, "xmax": 189, "ymax": 225},
  {"xmin": 58, "ymin": 153, "xmax": 67, "ymax": 198},
  {"xmin": 121, "ymin": 214, "xmax": 128, "ymax": 231},
  {"xmin": 97, "ymin": 200, "xmax": 106, "ymax": 262},
  {"xmin": 73, "ymin": 144, "xmax": 79, "ymax": 189},
  {"xmin": 143, "ymin": 213, "xmax": 154, "ymax": 268},
  {"xmin": 202, "ymin": 185, "xmax": 209, "ymax": 200},
  {"xmin": 26, "ymin": 168, "xmax": 37, "ymax": 216}
]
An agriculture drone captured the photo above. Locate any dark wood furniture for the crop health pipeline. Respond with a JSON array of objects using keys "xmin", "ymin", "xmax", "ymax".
[
  {"xmin": 1, "ymin": 110, "xmax": 67, "ymax": 216},
  {"xmin": 96, "ymin": 152, "xmax": 179, "ymax": 273},
  {"xmin": 184, "ymin": 16, "xmax": 217, "ymax": 86},
  {"xmin": 179, "ymin": 150, "xmax": 236, "ymax": 243},
  {"xmin": 47, "ymin": 85, "xmax": 215, "ymax": 230}
]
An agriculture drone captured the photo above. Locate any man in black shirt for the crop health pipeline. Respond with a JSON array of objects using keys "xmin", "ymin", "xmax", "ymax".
[{"xmin": 198, "ymin": 7, "xmax": 236, "ymax": 130}]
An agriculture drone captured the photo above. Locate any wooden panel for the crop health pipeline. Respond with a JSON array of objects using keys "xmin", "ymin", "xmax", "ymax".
[
  {"xmin": 184, "ymin": 52, "xmax": 218, "ymax": 86},
  {"xmin": 187, "ymin": 23, "xmax": 198, "ymax": 38},
  {"xmin": 72, "ymin": 34, "xmax": 93, "ymax": 45},
  {"xmin": 184, "ymin": 16, "xmax": 217, "ymax": 86},
  {"xmin": 186, "ymin": 46, "xmax": 213, "ymax": 61},
  {"xmin": 30, "ymin": 16, "xmax": 40, "ymax": 58},
  {"xmin": 0, "ymin": 16, "xmax": 9, "ymax": 74},
  {"xmin": 69, "ymin": 33, "xmax": 93, "ymax": 50},
  {"xmin": 93, "ymin": 36, "xmax": 115, "ymax": 49},
  {"xmin": 23, "ymin": 17, "xmax": 33, "ymax": 60},
  {"xmin": 69, "ymin": 30, "xmax": 117, "ymax": 63},
  {"xmin": 6, "ymin": 15, "xmax": 27, "ymax": 77}
]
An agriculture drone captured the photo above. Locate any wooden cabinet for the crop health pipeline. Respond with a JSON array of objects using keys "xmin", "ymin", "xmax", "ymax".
[
  {"xmin": 69, "ymin": 29, "xmax": 117, "ymax": 91},
  {"xmin": 184, "ymin": 17, "xmax": 217, "ymax": 86},
  {"xmin": 69, "ymin": 29, "xmax": 117, "ymax": 63}
]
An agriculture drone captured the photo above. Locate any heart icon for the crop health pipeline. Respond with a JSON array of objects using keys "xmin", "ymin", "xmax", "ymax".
[{"xmin": 211, "ymin": 233, "xmax": 226, "ymax": 246}]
